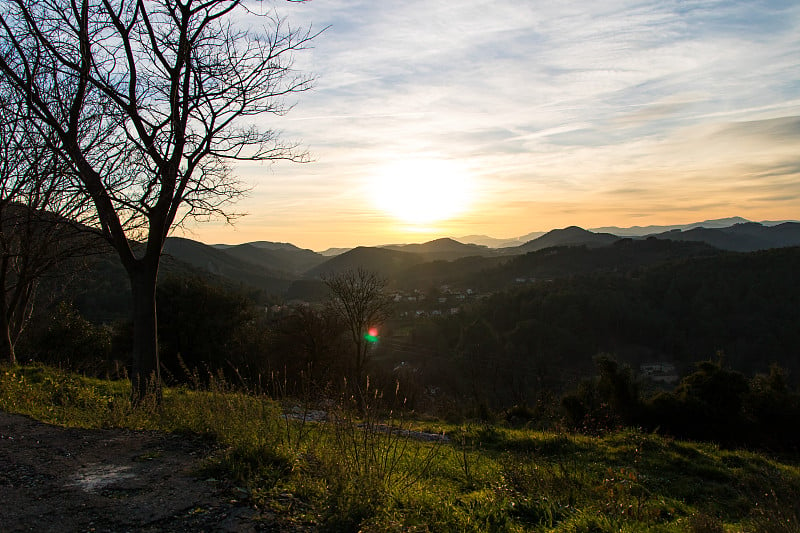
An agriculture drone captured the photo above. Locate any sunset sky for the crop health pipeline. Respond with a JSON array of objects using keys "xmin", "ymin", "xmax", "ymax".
[{"xmin": 184, "ymin": 0, "xmax": 800, "ymax": 251}]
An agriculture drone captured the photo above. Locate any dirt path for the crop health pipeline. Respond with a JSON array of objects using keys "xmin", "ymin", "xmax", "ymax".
[{"xmin": 0, "ymin": 411, "xmax": 303, "ymax": 532}]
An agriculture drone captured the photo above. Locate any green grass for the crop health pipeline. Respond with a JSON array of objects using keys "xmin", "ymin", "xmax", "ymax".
[{"xmin": 2, "ymin": 363, "xmax": 799, "ymax": 532}]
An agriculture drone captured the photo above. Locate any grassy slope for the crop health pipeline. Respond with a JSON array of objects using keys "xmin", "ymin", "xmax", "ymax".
[{"xmin": 2, "ymin": 364, "xmax": 798, "ymax": 532}]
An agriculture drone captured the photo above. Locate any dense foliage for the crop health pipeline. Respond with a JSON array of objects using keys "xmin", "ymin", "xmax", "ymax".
[
  {"xmin": 561, "ymin": 356, "xmax": 800, "ymax": 449},
  {"xmin": 416, "ymin": 247, "xmax": 800, "ymax": 409}
]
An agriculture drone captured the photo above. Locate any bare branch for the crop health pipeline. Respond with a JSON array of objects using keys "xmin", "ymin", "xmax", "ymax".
[{"xmin": 0, "ymin": 0, "xmax": 316, "ymax": 398}]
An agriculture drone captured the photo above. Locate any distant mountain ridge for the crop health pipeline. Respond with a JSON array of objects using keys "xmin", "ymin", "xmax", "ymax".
[
  {"xmin": 157, "ymin": 217, "xmax": 800, "ymax": 296},
  {"xmin": 456, "ymin": 231, "xmax": 546, "ymax": 248},
  {"xmin": 455, "ymin": 217, "xmax": 798, "ymax": 246},
  {"xmin": 590, "ymin": 217, "xmax": 798, "ymax": 236},
  {"xmin": 590, "ymin": 217, "xmax": 753, "ymax": 236},
  {"xmin": 647, "ymin": 222, "xmax": 800, "ymax": 252},
  {"xmin": 66, "ymin": 218, "xmax": 800, "ymax": 319}
]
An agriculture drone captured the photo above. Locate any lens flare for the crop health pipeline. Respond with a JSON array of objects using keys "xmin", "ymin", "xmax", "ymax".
[{"xmin": 364, "ymin": 327, "xmax": 379, "ymax": 343}]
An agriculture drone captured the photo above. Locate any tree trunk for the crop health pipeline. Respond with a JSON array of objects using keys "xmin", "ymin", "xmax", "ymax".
[
  {"xmin": 0, "ymin": 312, "xmax": 15, "ymax": 365},
  {"xmin": 0, "ymin": 260, "xmax": 13, "ymax": 365},
  {"xmin": 355, "ymin": 338, "xmax": 365, "ymax": 384},
  {"xmin": 129, "ymin": 260, "xmax": 161, "ymax": 403}
]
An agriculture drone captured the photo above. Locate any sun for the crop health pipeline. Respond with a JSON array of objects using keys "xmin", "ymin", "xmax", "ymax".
[{"xmin": 370, "ymin": 158, "xmax": 473, "ymax": 225}]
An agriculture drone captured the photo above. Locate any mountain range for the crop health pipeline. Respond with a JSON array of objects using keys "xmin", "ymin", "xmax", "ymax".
[
  {"xmin": 459, "ymin": 217, "xmax": 796, "ymax": 246},
  {"xmin": 156, "ymin": 217, "xmax": 800, "ymax": 298},
  {"xmin": 588, "ymin": 217, "xmax": 796, "ymax": 237},
  {"xmin": 66, "ymin": 216, "xmax": 800, "ymax": 322}
]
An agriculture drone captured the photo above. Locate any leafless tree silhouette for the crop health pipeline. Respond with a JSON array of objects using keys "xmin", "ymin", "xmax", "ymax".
[
  {"xmin": 0, "ymin": 0, "xmax": 317, "ymax": 399},
  {"xmin": 0, "ymin": 87, "xmax": 94, "ymax": 364},
  {"xmin": 323, "ymin": 269, "xmax": 394, "ymax": 385}
]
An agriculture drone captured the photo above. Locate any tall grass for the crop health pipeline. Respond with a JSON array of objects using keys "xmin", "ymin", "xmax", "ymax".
[
  {"xmin": 3, "ymin": 363, "xmax": 800, "ymax": 532},
  {"xmin": 313, "ymin": 377, "xmax": 442, "ymax": 529}
]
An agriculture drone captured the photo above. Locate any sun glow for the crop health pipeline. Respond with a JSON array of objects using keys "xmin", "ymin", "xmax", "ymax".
[{"xmin": 370, "ymin": 158, "xmax": 474, "ymax": 225}]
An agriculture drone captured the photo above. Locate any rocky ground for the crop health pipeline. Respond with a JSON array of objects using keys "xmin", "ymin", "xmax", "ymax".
[{"xmin": 0, "ymin": 411, "xmax": 309, "ymax": 532}]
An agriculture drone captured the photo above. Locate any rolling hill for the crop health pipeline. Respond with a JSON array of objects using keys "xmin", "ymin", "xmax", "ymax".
[
  {"xmin": 163, "ymin": 237, "xmax": 293, "ymax": 293},
  {"xmin": 513, "ymin": 226, "xmax": 620, "ymax": 253},
  {"xmin": 454, "ymin": 237, "xmax": 719, "ymax": 292},
  {"xmin": 304, "ymin": 246, "xmax": 425, "ymax": 279},
  {"xmin": 383, "ymin": 237, "xmax": 493, "ymax": 260},
  {"xmin": 219, "ymin": 242, "xmax": 326, "ymax": 275}
]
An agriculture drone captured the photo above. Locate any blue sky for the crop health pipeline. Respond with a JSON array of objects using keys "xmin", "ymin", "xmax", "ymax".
[{"xmin": 188, "ymin": 0, "xmax": 800, "ymax": 250}]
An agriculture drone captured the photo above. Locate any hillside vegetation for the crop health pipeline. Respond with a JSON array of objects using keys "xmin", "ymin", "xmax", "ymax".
[
  {"xmin": 2, "ymin": 364, "xmax": 799, "ymax": 532},
  {"xmin": 9, "ymin": 220, "xmax": 800, "ymax": 530}
]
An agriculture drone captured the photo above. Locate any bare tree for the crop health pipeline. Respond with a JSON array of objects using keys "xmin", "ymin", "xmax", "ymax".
[
  {"xmin": 0, "ymin": 87, "xmax": 93, "ymax": 364},
  {"xmin": 323, "ymin": 268, "xmax": 394, "ymax": 384},
  {"xmin": 269, "ymin": 304, "xmax": 350, "ymax": 389},
  {"xmin": 0, "ymin": 0, "xmax": 316, "ymax": 399}
]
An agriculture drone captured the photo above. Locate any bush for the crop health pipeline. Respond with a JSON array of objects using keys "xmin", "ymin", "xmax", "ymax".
[
  {"xmin": 642, "ymin": 360, "xmax": 752, "ymax": 445},
  {"xmin": 561, "ymin": 354, "xmax": 641, "ymax": 434},
  {"xmin": 29, "ymin": 302, "xmax": 113, "ymax": 375}
]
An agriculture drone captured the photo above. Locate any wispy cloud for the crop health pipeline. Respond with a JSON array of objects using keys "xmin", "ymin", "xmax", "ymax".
[{"xmin": 199, "ymin": 0, "xmax": 800, "ymax": 248}]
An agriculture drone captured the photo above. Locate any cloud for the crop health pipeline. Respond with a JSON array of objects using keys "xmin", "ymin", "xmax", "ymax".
[{"xmin": 206, "ymin": 0, "xmax": 800, "ymax": 247}]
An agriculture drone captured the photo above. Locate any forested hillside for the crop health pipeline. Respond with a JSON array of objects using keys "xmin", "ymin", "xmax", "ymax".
[{"xmin": 405, "ymin": 247, "xmax": 800, "ymax": 405}]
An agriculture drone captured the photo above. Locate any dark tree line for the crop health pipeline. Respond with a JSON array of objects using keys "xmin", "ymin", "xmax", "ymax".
[
  {"xmin": 22, "ymin": 269, "xmax": 393, "ymax": 398},
  {"xmin": 427, "ymin": 247, "xmax": 800, "ymax": 403},
  {"xmin": 344, "ymin": 246, "xmax": 800, "ymax": 428},
  {"xmin": 561, "ymin": 356, "xmax": 800, "ymax": 450}
]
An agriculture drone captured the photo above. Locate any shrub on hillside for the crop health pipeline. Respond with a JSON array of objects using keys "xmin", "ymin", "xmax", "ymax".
[{"xmin": 29, "ymin": 302, "xmax": 114, "ymax": 375}]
